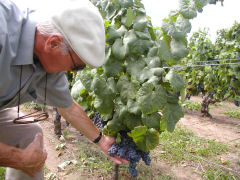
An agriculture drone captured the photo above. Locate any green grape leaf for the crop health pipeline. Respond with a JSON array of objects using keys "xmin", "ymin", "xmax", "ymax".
[
  {"xmin": 107, "ymin": 77, "xmax": 117, "ymax": 94},
  {"xmin": 71, "ymin": 80, "xmax": 85, "ymax": 100},
  {"xmin": 127, "ymin": 99, "xmax": 141, "ymax": 115},
  {"xmin": 102, "ymin": 57, "xmax": 123, "ymax": 77},
  {"xmin": 142, "ymin": 112, "xmax": 161, "ymax": 131},
  {"xmin": 195, "ymin": 0, "xmax": 208, "ymax": 13},
  {"xmin": 78, "ymin": 70, "xmax": 93, "ymax": 91},
  {"xmin": 126, "ymin": 57, "xmax": 146, "ymax": 78},
  {"xmin": 123, "ymin": 30, "xmax": 138, "ymax": 47},
  {"xmin": 117, "ymin": 76, "xmax": 140, "ymax": 103},
  {"xmin": 136, "ymin": 83, "xmax": 167, "ymax": 114},
  {"xmin": 179, "ymin": 0, "xmax": 197, "ymax": 19},
  {"xmin": 123, "ymin": 113, "xmax": 142, "ymax": 130},
  {"xmin": 131, "ymin": 39, "xmax": 154, "ymax": 54},
  {"xmin": 146, "ymin": 57, "xmax": 162, "ymax": 68},
  {"xmin": 162, "ymin": 103, "xmax": 184, "ymax": 132},
  {"xmin": 135, "ymin": 31, "xmax": 151, "ymax": 40},
  {"xmin": 165, "ymin": 70, "xmax": 185, "ymax": 92},
  {"xmin": 112, "ymin": 39, "xmax": 127, "ymax": 60},
  {"xmin": 166, "ymin": 92, "xmax": 180, "ymax": 104},
  {"xmin": 122, "ymin": 8, "xmax": 134, "ymax": 27},
  {"xmin": 105, "ymin": 2, "xmax": 117, "ymax": 19},
  {"xmin": 103, "ymin": 114, "xmax": 126, "ymax": 136},
  {"xmin": 116, "ymin": 0, "xmax": 134, "ymax": 8},
  {"xmin": 94, "ymin": 95, "xmax": 114, "ymax": 115},
  {"xmin": 232, "ymin": 79, "xmax": 240, "ymax": 89},
  {"xmin": 146, "ymin": 76, "xmax": 160, "ymax": 86},
  {"xmin": 162, "ymin": 21, "xmax": 185, "ymax": 40},
  {"xmin": 148, "ymin": 46, "xmax": 158, "ymax": 57},
  {"xmin": 158, "ymin": 40, "xmax": 174, "ymax": 61},
  {"xmin": 151, "ymin": 67, "xmax": 165, "ymax": 77},
  {"xmin": 128, "ymin": 126, "xmax": 159, "ymax": 152},
  {"xmin": 91, "ymin": 76, "xmax": 109, "ymax": 96},
  {"xmin": 133, "ymin": 14, "xmax": 148, "ymax": 31},
  {"xmin": 170, "ymin": 39, "xmax": 188, "ymax": 59},
  {"xmin": 139, "ymin": 67, "xmax": 154, "ymax": 82},
  {"xmin": 107, "ymin": 25, "xmax": 127, "ymax": 42},
  {"xmin": 175, "ymin": 16, "xmax": 192, "ymax": 34},
  {"xmin": 134, "ymin": 0, "xmax": 144, "ymax": 8}
]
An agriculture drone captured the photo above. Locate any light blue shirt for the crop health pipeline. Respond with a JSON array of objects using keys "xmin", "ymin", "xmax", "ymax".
[{"xmin": 0, "ymin": 0, "xmax": 73, "ymax": 110}]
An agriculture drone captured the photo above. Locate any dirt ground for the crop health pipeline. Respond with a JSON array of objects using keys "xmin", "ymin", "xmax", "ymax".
[{"xmin": 39, "ymin": 96, "xmax": 240, "ymax": 180}]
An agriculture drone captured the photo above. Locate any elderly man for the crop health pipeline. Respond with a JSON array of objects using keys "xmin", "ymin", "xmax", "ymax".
[{"xmin": 0, "ymin": 0, "xmax": 127, "ymax": 179}]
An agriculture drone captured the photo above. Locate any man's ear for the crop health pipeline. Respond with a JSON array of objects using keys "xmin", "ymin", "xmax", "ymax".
[{"xmin": 44, "ymin": 35, "xmax": 64, "ymax": 54}]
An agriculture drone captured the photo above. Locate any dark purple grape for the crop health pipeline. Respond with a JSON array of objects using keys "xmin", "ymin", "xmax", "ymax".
[
  {"xmin": 108, "ymin": 143, "xmax": 119, "ymax": 157},
  {"xmin": 234, "ymin": 100, "xmax": 239, "ymax": 107},
  {"xmin": 141, "ymin": 151, "xmax": 151, "ymax": 166},
  {"xmin": 117, "ymin": 146, "xmax": 128, "ymax": 158},
  {"xmin": 107, "ymin": 132, "xmax": 151, "ymax": 178},
  {"xmin": 129, "ymin": 167, "xmax": 138, "ymax": 177}
]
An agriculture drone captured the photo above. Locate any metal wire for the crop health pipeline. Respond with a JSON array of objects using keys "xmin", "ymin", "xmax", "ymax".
[
  {"xmin": 192, "ymin": 58, "xmax": 240, "ymax": 63},
  {"xmin": 163, "ymin": 62, "xmax": 240, "ymax": 69},
  {"xmin": 14, "ymin": 69, "xmax": 49, "ymax": 124}
]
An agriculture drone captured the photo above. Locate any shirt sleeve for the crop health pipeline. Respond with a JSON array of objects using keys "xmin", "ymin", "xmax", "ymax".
[{"xmin": 35, "ymin": 72, "xmax": 73, "ymax": 108}]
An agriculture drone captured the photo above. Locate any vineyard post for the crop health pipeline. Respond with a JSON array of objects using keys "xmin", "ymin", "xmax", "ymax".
[{"xmin": 113, "ymin": 163, "xmax": 119, "ymax": 180}]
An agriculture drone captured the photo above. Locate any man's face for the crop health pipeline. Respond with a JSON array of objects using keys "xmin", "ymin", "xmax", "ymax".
[
  {"xmin": 37, "ymin": 35, "xmax": 86, "ymax": 73},
  {"xmin": 64, "ymin": 43, "xmax": 86, "ymax": 72}
]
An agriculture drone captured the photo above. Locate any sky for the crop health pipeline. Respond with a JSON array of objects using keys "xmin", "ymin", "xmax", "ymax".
[
  {"xmin": 141, "ymin": 0, "xmax": 240, "ymax": 41},
  {"xmin": 13, "ymin": 0, "xmax": 240, "ymax": 41}
]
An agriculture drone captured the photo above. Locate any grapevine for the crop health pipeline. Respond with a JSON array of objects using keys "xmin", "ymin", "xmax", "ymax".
[
  {"xmin": 70, "ymin": 0, "xmax": 223, "ymax": 177},
  {"xmin": 182, "ymin": 23, "xmax": 240, "ymax": 117}
]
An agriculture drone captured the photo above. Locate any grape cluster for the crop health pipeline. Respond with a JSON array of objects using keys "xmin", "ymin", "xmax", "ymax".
[
  {"xmin": 229, "ymin": 85, "xmax": 234, "ymax": 91},
  {"xmin": 79, "ymin": 112, "xmax": 105, "ymax": 136},
  {"xmin": 91, "ymin": 112, "xmax": 106, "ymax": 129},
  {"xmin": 198, "ymin": 83, "xmax": 204, "ymax": 90},
  {"xmin": 234, "ymin": 99, "xmax": 239, "ymax": 107},
  {"xmin": 108, "ymin": 132, "xmax": 151, "ymax": 178},
  {"xmin": 209, "ymin": 90, "xmax": 215, "ymax": 97}
]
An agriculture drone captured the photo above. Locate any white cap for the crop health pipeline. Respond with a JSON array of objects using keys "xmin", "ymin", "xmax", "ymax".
[{"xmin": 51, "ymin": 0, "xmax": 105, "ymax": 68}]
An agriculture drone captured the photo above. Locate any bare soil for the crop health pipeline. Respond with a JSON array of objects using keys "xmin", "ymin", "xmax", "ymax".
[{"xmin": 39, "ymin": 97, "xmax": 240, "ymax": 180}]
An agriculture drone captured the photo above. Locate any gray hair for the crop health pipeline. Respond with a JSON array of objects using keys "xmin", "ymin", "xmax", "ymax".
[{"xmin": 36, "ymin": 21, "xmax": 68, "ymax": 55}]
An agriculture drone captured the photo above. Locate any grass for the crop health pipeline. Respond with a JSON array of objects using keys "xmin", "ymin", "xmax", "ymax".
[
  {"xmin": 0, "ymin": 167, "xmax": 5, "ymax": 180},
  {"xmin": 155, "ymin": 126, "xmax": 228, "ymax": 163},
  {"xmin": 202, "ymin": 167, "xmax": 238, "ymax": 180},
  {"xmin": 224, "ymin": 109, "xmax": 240, "ymax": 118},
  {"xmin": 151, "ymin": 126, "xmax": 240, "ymax": 179},
  {"xmin": 69, "ymin": 126, "xmax": 232, "ymax": 179},
  {"xmin": 21, "ymin": 101, "xmax": 42, "ymax": 111},
  {"xmin": 74, "ymin": 139, "xmax": 114, "ymax": 178},
  {"xmin": 213, "ymin": 102, "xmax": 224, "ymax": 106},
  {"xmin": 56, "ymin": 135, "xmax": 175, "ymax": 179},
  {"xmin": 182, "ymin": 100, "xmax": 201, "ymax": 111}
]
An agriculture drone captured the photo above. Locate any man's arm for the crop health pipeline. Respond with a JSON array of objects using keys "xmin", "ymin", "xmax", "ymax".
[
  {"xmin": 57, "ymin": 101, "xmax": 128, "ymax": 165},
  {"xmin": 0, "ymin": 134, "xmax": 47, "ymax": 177}
]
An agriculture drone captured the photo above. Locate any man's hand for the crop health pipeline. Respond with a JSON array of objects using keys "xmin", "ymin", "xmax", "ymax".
[
  {"xmin": 58, "ymin": 102, "xmax": 128, "ymax": 165},
  {"xmin": 97, "ymin": 135, "xmax": 128, "ymax": 165},
  {"xmin": 20, "ymin": 133, "xmax": 48, "ymax": 177}
]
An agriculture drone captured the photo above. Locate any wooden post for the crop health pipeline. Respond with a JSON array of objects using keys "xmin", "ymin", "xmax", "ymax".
[
  {"xmin": 113, "ymin": 163, "xmax": 119, "ymax": 180},
  {"xmin": 53, "ymin": 107, "xmax": 62, "ymax": 137}
]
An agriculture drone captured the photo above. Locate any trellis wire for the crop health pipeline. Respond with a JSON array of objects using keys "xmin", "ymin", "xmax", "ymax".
[
  {"xmin": 193, "ymin": 58, "xmax": 240, "ymax": 63},
  {"xmin": 187, "ymin": 153, "xmax": 240, "ymax": 176},
  {"xmin": 163, "ymin": 62, "xmax": 240, "ymax": 69},
  {"xmin": 158, "ymin": 144, "xmax": 240, "ymax": 177}
]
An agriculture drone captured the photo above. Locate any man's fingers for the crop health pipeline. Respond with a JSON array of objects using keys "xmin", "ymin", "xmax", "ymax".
[
  {"xmin": 110, "ymin": 155, "xmax": 129, "ymax": 165},
  {"xmin": 34, "ymin": 133, "xmax": 43, "ymax": 143},
  {"xmin": 114, "ymin": 155, "xmax": 129, "ymax": 164},
  {"xmin": 29, "ymin": 133, "xmax": 43, "ymax": 148},
  {"xmin": 110, "ymin": 157, "xmax": 122, "ymax": 165}
]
